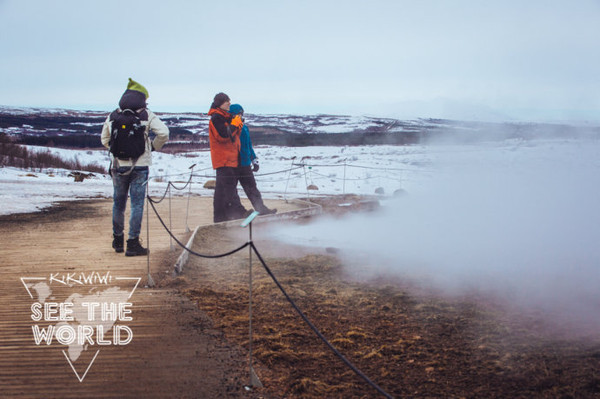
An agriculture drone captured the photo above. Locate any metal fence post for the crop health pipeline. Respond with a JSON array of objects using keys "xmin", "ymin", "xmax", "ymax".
[
  {"xmin": 168, "ymin": 184, "xmax": 173, "ymax": 251},
  {"xmin": 146, "ymin": 180, "xmax": 155, "ymax": 287},
  {"xmin": 284, "ymin": 159, "xmax": 295, "ymax": 202},
  {"xmin": 241, "ymin": 212, "xmax": 262, "ymax": 390},
  {"xmin": 303, "ymin": 164, "xmax": 310, "ymax": 200},
  {"xmin": 185, "ymin": 164, "xmax": 195, "ymax": 233},
  {"xmin": 343, "ymin": 162, "xmax": 347, "ymax": 195}
]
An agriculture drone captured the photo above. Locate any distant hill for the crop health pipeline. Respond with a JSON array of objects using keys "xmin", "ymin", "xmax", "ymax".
[{"xmin": 1, "ymin": 106, "xmax": 597, "ymax": 149}]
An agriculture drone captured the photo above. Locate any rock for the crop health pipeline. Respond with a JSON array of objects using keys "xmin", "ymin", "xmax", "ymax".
[
  {"xmin": 203, "ymin": 180, "xmax": 216, "ymax": 189},
  {"xmin": 375, "ymin": 187, "xmax": 385, "ymax": 195},
  {"xmin": 68, "ymin": 171, "xmax": 94, "ymax": 182},
  {"xmin": 358, "ymin": 199, "xmax": 380, "ymax": 211},
  {"xmin": 307, "ymin": 184, "xmax": 319, "ymax": 191}
]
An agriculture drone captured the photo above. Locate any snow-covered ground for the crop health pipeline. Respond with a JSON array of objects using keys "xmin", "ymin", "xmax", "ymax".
[
  {"xmin": 1, "ymin": 138, "xmax": 599, "ymax": 216},
  {"xmin": 0, "ymin": 143, "xmax": 428, "ymax": 215}
]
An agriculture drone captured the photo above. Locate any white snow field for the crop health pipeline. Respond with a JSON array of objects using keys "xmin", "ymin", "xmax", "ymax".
[
  {"xmin": 0, "ymin": 143, "xmax": 431, "ymax": 215},
  {"xmin": 1, "ymin": 136, "xmax": 599, "ymax": 218}
]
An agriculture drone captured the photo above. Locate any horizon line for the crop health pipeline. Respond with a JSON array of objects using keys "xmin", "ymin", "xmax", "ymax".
[{"xmin": 2, "ymin": 104, "xmax": 599, "ymax": 126}]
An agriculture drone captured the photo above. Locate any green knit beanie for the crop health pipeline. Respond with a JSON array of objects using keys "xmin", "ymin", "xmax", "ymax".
[{"xmin": 127, "ymin": 78, "xmax": 149, "ymax": 99}]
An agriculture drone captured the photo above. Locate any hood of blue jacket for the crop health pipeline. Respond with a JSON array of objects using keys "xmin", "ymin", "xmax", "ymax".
[{"xmin": 229, "ymin": 104, "xmax": 244, "ymax": 116}]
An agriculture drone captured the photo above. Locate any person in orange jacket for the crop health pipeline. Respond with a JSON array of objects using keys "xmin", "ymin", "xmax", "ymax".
[
  {"xmin": 208, "ymin": 92, "xmax": 250, "ymax": 223},
  {"xmin": 228, "ymin": 103, "xmax": 277, "ymax": 216}
]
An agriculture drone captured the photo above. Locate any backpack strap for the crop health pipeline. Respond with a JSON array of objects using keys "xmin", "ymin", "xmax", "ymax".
[{"xmin": 112, "ymin": 157, "xmax": 138, "ymax": 177}]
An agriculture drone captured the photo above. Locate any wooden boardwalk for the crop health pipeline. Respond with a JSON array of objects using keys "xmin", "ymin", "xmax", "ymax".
[{"xmin": 0, "ymin": 196, "xmax": 304, "ymax": 398}]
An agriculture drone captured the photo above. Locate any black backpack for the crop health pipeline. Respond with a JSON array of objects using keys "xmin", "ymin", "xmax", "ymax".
[{"xmin": 108, "ymin": 109, "xmax": 147, "ymax": 160}]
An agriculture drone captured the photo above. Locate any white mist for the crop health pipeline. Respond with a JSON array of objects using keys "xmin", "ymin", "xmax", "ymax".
[{"xmin": 270, "ymin": 138, "xmax": 600, "ymax": 331}]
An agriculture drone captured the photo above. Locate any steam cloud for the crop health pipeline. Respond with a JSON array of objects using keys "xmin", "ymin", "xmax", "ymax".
[{"xmin": 270, "ymin": 138, "xmax": 600, "ymax": 331}]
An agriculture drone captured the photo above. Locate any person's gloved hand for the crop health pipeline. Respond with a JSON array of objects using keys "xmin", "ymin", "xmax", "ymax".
[
  {"xmin": 230, "ymin": 115, "xmax": 243, "ymax": 128},
  {"xmin": 252, "ymin": 158, "xmax": 259, "ymax": 172}
]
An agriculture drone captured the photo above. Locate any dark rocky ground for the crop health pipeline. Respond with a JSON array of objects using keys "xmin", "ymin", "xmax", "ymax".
[{"xmin": 169, "ymin": 196, "xmax": 600, "ymax": 398}]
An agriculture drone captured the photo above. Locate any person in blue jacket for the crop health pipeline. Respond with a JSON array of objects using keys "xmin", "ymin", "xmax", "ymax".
[{"xmin": 229, "ymin": 104, "xmax": 277, "ymax": 215}]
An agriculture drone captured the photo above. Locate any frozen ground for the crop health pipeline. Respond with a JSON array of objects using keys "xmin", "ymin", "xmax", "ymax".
[
  {"xmin": 0, "ymin": 144, "xmax": 430, "ymax": 215},
  {"xmin": 1, "ymin": 138, "xmax": 599, "ymax": 216}
]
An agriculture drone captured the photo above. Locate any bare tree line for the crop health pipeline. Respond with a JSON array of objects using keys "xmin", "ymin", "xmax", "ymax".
[{"xmin": 0, "ymin": 133, "xmax": 106, "ymax": 174}]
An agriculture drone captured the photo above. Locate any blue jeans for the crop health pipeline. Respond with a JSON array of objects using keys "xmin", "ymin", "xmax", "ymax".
[{"xmin": 112, "ymin": 166, "xmax": 148, "ymax": 239}]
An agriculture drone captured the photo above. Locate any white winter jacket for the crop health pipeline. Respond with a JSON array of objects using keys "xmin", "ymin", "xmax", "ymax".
[{"xmin": 101, "ymin": 109, "xmax": 169, "ymax": 167}]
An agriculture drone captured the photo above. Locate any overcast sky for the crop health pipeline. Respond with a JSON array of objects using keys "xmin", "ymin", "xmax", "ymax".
[{"xmin": 0, "ymin": 0, "xmax": 598, "ymax": 122}]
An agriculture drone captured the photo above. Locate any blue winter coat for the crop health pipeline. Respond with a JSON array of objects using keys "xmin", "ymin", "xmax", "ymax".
[
  {"xmin": 229, "ymin": 104, "xmax": 256, "ymax": 167},
  {"xmin": 239, "ymin": 124, "xmax": 256, "ymax": 167}
]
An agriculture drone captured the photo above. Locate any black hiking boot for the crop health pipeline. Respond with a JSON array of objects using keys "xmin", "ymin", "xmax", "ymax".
[
  {"xmin": 260, "ymin": 208, "xmax": 277, "ymax": 215},
  {"xmin": 112, "ymin": 234, "xmax": 124, "ymax": 253},
  {"xmin": 125, "ymin": 237, "xmax": 148, "ymax": 257},
  {"xmin": 228, "ymin": 209, "xmax": 253, "ymax": 221}
]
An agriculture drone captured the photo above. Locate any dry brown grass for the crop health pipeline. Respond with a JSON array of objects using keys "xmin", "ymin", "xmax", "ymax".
[{"xmin": 177, "ymin": 217, "xmax": 600, "ymax": 398}]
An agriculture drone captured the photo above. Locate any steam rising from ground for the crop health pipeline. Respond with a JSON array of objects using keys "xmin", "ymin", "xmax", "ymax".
[{"xmin": 270, "ymin": 138, "xmax": 600, "ymax": 331}]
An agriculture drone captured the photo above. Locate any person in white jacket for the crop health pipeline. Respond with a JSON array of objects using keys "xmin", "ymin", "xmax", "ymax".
[{"xmin": 101, "ymin": 78, "xmax": 169, "ymax": 256}]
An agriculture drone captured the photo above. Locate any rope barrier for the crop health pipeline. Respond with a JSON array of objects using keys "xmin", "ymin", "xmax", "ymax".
[
  {"xmin": 150, "ymin": 166, "xmax": 211, "ymax": 179},
  {"xmin": 309, "ymin": 170, "xmax": 403, "ymax": 181},
  {"xmin": 176, "ymin": 162, "xmax": 425, "ymax": 179},
  {"xmin": 168, "ymin": 175, "xmax": 193, "ymax": 191},
  {"xmin": 136, "ymin": 145, "xmax": 447, "ymax": 396},
  {"xmin": 254, "ymin": 166, "xmax": 304, "ymax": 177},
  {"xmin": 148, "ymin": 172, "xmax": 194, "ymax": 204},
  {"xmin": 249, "ymin": 175, "xmax": 306, "ymax": 184},
  {"xmin": 250, "ymin": 242, "xmax": 394, "ymax": 399},
  {"xmin": 144, "ymin": 160, "xmax": 429, "ymax": 198},
  {"xmin": 146, "ymin": 177, "xmax": 394, "ymax": 397},
  {"xmin": 147, "ymin": 202, "xmax": 394, "ymax": 396},
  {"xmin": 147, "ymin": 197, "xmax": 250, "ymax": 258},
  {"xmin": 150, "ymin": 170, "xmax": 194, "ymax": 179},
  {"xmin": 188, "ymin": 165, "xmax": 303, "ymax": 180},
  {"xmin": 147, "ymin": 163, "xmax": 411, "ymax": 201},
  {"xmin": 346, "ymin": 163, "xmax": 412, "ymax": 172},
  {"xmin": 148, "ymin": 183, "xmax": 171, "ymax": 204},
  {"xmin": 292, "ymin": 162, "xmax": 413, "ymax": 172}
]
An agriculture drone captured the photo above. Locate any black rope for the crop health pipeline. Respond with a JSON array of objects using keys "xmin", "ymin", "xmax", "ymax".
[
  {"xmin": 254, "ymin": 166, "xmax": 304, "ymax": 177},
  {"xmin": 146, "ymin": 180, "xmax": 393, "ymax": 396},
  {"xmin": 148, "ymin": 184, "xmax": 171, "ymax": 204},
  {"xmin": 252, "ymin": 176, "xmax": 304, "ymax": 184},
  {"xmin": 147, "ymin": 197, "xmax": 249, "ymax": 258},
  {"xmin": 148, "ymin": 165, "xmax": 301, "ymax": 205},
  {"xmin": 168, "ymin": 175, "xmax": 192, "ymax": 191},
  {"xmin": 310, "ymin": 170, "xmax": 402, "ymax": 182},
  {"xmin": 250, "ymin": 242, "xmax": 394, "ymax": 399},
  {"xmin": 345, "ymin": 164, "xmax": 409, "ymax": 172},
  {"xmin": 148, "ymin": 173, "xmax": 192, "ymax": 204},
  {"xmin": 190, "ymin": 165, "xmax": 303, "ymax": 180},
  {"xmin": 292, "ymin": 162, "xmax": 413, "ymax": 172}
]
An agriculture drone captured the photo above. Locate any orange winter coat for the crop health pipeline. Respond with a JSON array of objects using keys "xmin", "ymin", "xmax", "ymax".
[{"xmin": 208, "ymin": 107, "xmax": 241, "ymax": 169}]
